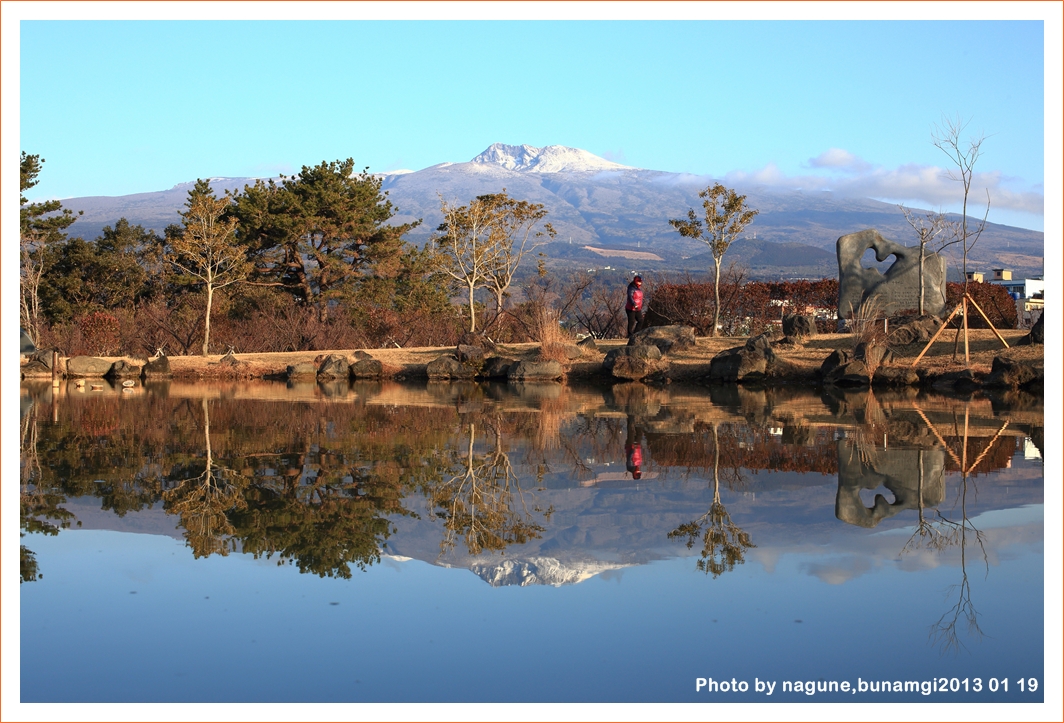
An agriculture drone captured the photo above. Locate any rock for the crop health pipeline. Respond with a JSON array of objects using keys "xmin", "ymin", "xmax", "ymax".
[
  {"xmin": 984, "ymin": 355, "xmax": 1044, "ymax": 389},
  {"xmin": 709, "ymin": 348, "xmax": 768, "ymax": 382},
  {"xmin": 872, "ymin": 366, "xmax": 920, "ymax": 386},
  {"xmin": 427, "ymin": 354, "xmax": 475, "ymax": 380},
  {"xmin": 28, "ymin": 349, "xmax": 54, "ymax": 369},
  {"xmin": 782, "ymin": 425, "xmax": 817, "ymax": 446},
  {"xmin": 66, "ymin": 356, "xmax": 114, "ymax": 377},
  {"xmin": 782, "ymin": 314, "xmax": 817, "ymax": 338},
  {"xmin": 456, "ymin": 344, "xmax": 486, "ymax": 364},
  {"xmin": 888, "ymin": 315, "xmax": 941, "ymax": 345},
  {"xmin": 1022, "ymin": 313, "xmax": 1044, "ymax": 345},
  {"xmin": 546, "ymin": 342, "xmax": 585, "ymax": 361},
  {"xmin": 854, "ymin": 342, "xmax": 893, "ymax": 369},
  {"xmin": 508, "ymin": 360, "xmax": 564, "ymax": 381},
  {"xmin": 826, "ymin": 360, "xmax": 871, "ymax": 387},
  {"xmin": 630, "ymin": 325, "xmax": 697, "ymax": 354},
  {"xmin": 106, "ymin": 360, "xmax": 142, "ymax": 379},
  {"xmin": 577, "ymin": 336, "xmax": 598, "ymax": 351},
  {"xmin": 603, "ymin": 345, "xmax": 665, "ymax": 381},
  {"xmin": 744, "ymin": 333, "xmax": 778, "ymax": 360},
  {"xmin": 350, "ymin": 358, "xmax": 383, "ymax": 379},
  {"xmin": 353, "ymin": 350, "xmax": 374, "ymax": 362},
  {"xmin": 818, "ymin": 349, "xmax": 851, "ymax": 378},
  {"xmin": 837, "ymin": 228, "xmax": 947, "ymax": 318},
  {"xmin": 142, "ymin": 356, "xmax": 172, "ymax": 378},
  {"xmin": 930, "ymin": 369, "xmax": 980, "ymax": 392},
  {"xmin": 286, "ymin": 362, "xmax": 317, "ymax": 379},
  {"xmin": 20, "ymin": 360, "xmax": 52, "ymax": 378},
  {"xmin": 772, "ymin": 336, "xmax": 802, "ymax": 350},
  {"xmin": 482, "ymin": 356, "xmax": 518, "ymax": 379},
  {"xmin": 317, "ymin": 354, "xmax": 350, "ymax": 380}
]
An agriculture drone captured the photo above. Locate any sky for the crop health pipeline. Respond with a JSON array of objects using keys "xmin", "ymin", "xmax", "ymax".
[{"xmin": 5, "ymin": 2, "xmax": 1060, "ymax": 236}]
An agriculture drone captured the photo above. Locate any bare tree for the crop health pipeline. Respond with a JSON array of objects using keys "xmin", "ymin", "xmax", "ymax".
[
  {"xmin": 433, "ymin": 194, "xmax": 499, "ymax": 333},
  {"xmin": 932, "ymin": 115, "xmax": 990, "ymax": 296},
  {"xmin": 167, "ymin": 180, "xmax": 250, "ymax": 355},
  {"xmin": 669, "ymin": 183, "xmax": 758, "ymax": 336},
  {"xmin": 480, "ymin": 191, "xmax": 555, "ymax": 316},
  {"xmin": 900, "ymin": 206, "xmax": 954, "ymax": 315}
]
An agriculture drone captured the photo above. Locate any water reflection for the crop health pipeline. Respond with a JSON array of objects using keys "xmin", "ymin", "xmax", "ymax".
[{"xmin": 18, "ymin": 380, "xmax": 1041, "ymax": 591}]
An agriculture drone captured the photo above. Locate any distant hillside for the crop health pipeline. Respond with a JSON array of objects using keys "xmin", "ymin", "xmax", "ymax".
[{"xmin": 56, "ymin": 143, "xmax": 1044, "ymax": 280}]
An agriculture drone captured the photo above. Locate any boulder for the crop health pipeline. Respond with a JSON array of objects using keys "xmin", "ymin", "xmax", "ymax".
[
  {"xmin": 28, "ymin": 349, "xmax": 54, "ymax": 369},
  {"xmin": 142, "ymin": 356, "xmax": 172, "ymax": 378},
  {"xmin": 508, "ymin": 360, "xmax": 564, "ymax": 382},
  {"xmin": 630, "ymin": 325, "xmax": 697, "ymax": 354},
  {"xmin": 1021, "ymin": 313, "xmax": 1044, "ymax": 345},
  {"xmin": 744, "ymin": 333, "xmax": 778, "ymax": 359},
  {"xmin": 427, "ymin": 354, "xmax": 475, "ymax": 380},
  {"xmin": 457, "ymin": 332, "xmax": 497, "ymax": 354},
  {"xmin": 542, "ymin": 342, "xmax": 585, "ymax": 361},
  {"xmin": 482, "ymin": 356, "xmax": 518, "ymax": 379},
  {"xmin": 709, "ymin": 347, "xmax": 769, "ymax": 382},
  {"xmin": 782, "ymin": 314, "xmax": 817, "ymax": 338},
  {"xmin": 20, "ymin": 360, "xmax": 52, "ymax": 378},
  {"xmin": 66, "ymin": 356, "xmax": 114, "ymax": 377},
  {"xmin": 872, "ymin": 366, "xmax": 920, "ymax": 386},
  {"xmin": 818, "ymin": 349, "xmax": 851, "ymax": 378},
  {"xmin": 106, "ymin": 360, "xmax": 142, "ymax": 379},
  {"xmin": 456, "ymin": 344, "xmax": 486, "ymax": 364},
  {"xmin": 984, "ymin": 355, "xmax": 1044, "ymax": 389},
  {"xmin": 353, "ymin": 350, "xmax": 374, "ymax": 362},
  {"xmin": 888, "ymin": 315, "xmax": 941, "ymax": 346},
  {"xmin": 603, "ymin": 344, "xmax": 665, "ymax": 381},
  {"xmin": 854, "ymin": 342, "xmax": 893, "ymax": 369},
  {"xmin": 286, "ymin": 362, "xmax": 317, "ymax": 379},
  {"xmin": 350, "ymin": 358, "xmax": 383, "ymax": 379},
  {"xmin": 317, "ymin": 354, "xmax": 350, "ymax": 380},
  {"xmin": 825, "ymin": 360, "xmax": 871, "ymax": 387},
  {"xmin": 577, "ymin": 336, "xmax": 598, "ymax": 351}
]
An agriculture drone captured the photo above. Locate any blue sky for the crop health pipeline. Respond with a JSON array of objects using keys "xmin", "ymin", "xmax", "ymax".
[{"xmin": 6, "ymin": 3, "xmax": 1060, "ymax": 233}]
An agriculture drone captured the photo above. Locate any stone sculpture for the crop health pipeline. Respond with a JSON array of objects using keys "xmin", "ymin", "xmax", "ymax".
[{"xmin": 837, "ymin": 229, "xmax": 946, "ymax": 320}]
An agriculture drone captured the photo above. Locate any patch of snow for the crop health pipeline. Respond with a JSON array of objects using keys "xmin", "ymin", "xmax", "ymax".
[{"xmin": 471, "ymin": 143, "xmax": 636, "ymax": 174}]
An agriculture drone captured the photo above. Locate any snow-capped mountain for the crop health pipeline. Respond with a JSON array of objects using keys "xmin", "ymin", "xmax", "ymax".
[
  {"xmin": 56, "ymin": 143, "xmax": 1044, "ymax": 279},
  {"xmin": 469, "ymin": 143, "xmax": 634, "ymax": 174}
]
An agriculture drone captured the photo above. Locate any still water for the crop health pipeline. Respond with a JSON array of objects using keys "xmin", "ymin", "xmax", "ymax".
[{"xmin": 18, "ymin": 379, "xmax": 1045, "ymax": 704}]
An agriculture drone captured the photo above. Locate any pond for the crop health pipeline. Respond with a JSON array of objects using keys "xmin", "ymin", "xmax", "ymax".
[{"xmin": 16, "ymin": 378, "xmax": 1047, "ymax": 710}]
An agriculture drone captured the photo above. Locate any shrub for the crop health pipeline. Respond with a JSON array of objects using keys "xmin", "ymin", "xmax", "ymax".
[{"xmin": 945, "ymin": 282, "xmax": 1018, "ymax": 329}]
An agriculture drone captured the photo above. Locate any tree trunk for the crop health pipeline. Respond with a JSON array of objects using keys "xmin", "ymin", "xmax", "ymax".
[
  {"xmin": 711, "ymin": 256, "xmax": 722, "ymax": 337},
  {"xmin": 202, "ymin": 283, "xmax": 213, "ymax": 356},
  {"xmin": 468, "ymin": 282, "xmax": 477, "ymax": 333},
  {"xmin": 918, "ymin": 240, "xmax": 925, "ymax": 316}
]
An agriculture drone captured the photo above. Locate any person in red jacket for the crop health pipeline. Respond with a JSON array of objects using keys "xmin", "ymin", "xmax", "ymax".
[{"xmin": 625, "ymin": 274, "xmax": 645, "ymax": 341}]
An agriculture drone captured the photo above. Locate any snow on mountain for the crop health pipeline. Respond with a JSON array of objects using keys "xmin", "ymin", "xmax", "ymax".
[
  {"xmin": 470, "ymin": 143, "xmax": 634, "ymax": 173},
  {"xmin": 469, "ymin": 556, "xmax": 632, "ymax": 587}
]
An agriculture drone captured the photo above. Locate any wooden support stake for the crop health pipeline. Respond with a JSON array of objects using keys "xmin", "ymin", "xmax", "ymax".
[
  {"xmin": 962, "ymin": 297, "xmax": 970, "ymax": 365},
  {"xmin": 911, "ymin": 303, "xmax": 963, "ymax": 367},
  {"xmin": 965, "ymin": 293, "xmax": 1011, "ymax": 350}
]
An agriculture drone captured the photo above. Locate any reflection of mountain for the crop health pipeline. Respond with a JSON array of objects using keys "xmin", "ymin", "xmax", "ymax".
[{"xmin": 468, "ymin": 556, "xmax": 632, "ymax": 588}]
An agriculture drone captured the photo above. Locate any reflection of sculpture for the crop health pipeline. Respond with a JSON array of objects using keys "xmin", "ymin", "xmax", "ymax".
[
  {"xmin": 835, "ymin": 442, "xmax": 946, "ymax": 528},
  {"xmin": 837, "ymin": 229, "xmax": 946, "ymax": 319}
]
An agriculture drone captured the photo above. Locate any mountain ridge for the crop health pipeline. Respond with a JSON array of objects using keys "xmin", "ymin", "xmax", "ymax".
[{"xmin": 54, "ymin": 143, "xmax": 1044, "ymax": 280}]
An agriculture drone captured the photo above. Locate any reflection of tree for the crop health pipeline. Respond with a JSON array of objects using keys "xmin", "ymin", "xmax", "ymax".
[
  {"xmin": 425, "ymin": 422, "xmax": 548, "ymax": 557},
  {"xmin": 162, "ymin": 398, "xmax": 248, "ymax": 558},
  {"xmin": 668, "ymin": 424, "xmax": 755, "ymax": 577},
  {"xmin": 20, "ymin": 397, "xmax": 73, "ymax": 583},
  {"xmin": 905, "ymin": 405, "xmax": 997, "ymax": 655}
]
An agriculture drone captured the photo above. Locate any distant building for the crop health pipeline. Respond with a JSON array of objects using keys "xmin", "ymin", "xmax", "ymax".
[{"xmin": 970, "ymin": 269, "xmax": 1045, "ymax": 328}]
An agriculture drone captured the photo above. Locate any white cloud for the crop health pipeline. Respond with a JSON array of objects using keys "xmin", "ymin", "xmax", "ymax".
[{"xmin": 725, "ymin": 150, "xmax": 1044, "ymax": 217}]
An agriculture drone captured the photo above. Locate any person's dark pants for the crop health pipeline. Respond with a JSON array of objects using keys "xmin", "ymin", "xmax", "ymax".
[{"xmin": 626, "ymin": 309, "xmax": 644, "ymax": 339}]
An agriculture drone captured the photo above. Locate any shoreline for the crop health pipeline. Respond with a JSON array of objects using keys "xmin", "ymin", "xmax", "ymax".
[{"xmin": 21, "ymin": 329, "xmax": 1043, "ymax": 395}]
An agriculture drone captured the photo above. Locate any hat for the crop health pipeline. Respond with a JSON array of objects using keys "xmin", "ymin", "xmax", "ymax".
[{"xmin": 633, "ymin": 274, "xmax": 642, "ymax": 283}]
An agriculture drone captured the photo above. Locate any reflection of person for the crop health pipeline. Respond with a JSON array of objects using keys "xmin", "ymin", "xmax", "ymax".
[
  {"xmin": 625, "ymin": 275, "xmax": 645, "ymax": 341},
  {"xmin": 625, "ymin": 414, "xmax": 643, "ymax": 479}
]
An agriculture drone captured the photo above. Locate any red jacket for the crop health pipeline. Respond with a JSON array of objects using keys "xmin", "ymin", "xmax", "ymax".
[{"xmin": 626, "ymin": 282, "xmax": 644, "ymax": 311}]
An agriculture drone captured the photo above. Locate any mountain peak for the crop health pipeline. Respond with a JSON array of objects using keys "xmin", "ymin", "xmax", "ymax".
[{"xmin": 470, "ymin": 143, "xmax": 632, "ymax": 173}]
